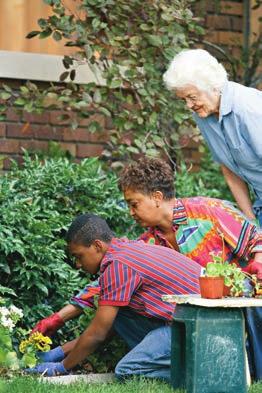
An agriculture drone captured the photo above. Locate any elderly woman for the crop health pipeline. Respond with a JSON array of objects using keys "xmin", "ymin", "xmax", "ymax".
[
  {"xmin": 163, "ymin": 49, "xmax": 262, "ymax": 226},
  {"xmin": 163, "ymin": 49, "xmax": 262, "ymax": 381}
]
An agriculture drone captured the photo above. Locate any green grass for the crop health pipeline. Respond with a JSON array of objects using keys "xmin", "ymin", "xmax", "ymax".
[
  {"xmin": 0, "ymin": 377, "xmax": 178, "ymax": 393},
  {"xmin": 1, "ymin": 377, "xmax": 262, "ymax": 393}
]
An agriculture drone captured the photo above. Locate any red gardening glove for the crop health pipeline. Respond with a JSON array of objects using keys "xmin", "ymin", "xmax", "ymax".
[
  {"xmin": 246, "ymin": 261, "xmax": 262, "ymax": 281},
  {"xmin": 31, "ymin": 313, "xmax": 65, "ymax": 337}
]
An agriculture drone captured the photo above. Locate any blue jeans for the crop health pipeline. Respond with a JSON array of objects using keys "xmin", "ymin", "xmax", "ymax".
[
  {"xmin": 245, "ymin": 200, "xmax": 262, "ymax": 381},
  {"xmin": 253, "ymin": 199, "xmax": 262, "ymax": 227},
  {"xmin": 113, "ymin": 309, "xmax": 171, "ymax": 382}
]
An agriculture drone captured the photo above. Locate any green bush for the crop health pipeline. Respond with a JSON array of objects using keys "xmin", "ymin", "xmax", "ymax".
[
  {"xmin": 176, "ymin": 150, "xmax": 233, "ymax": 201},
  {"xmin": 0, "ymin": 150, "xmax": 232, "ymax": 330},
  {"xmin": 0, "ymin": 155, "xmax": 137, "ymax": 330},
  {"xmin": 0, "ymin": 151, "xmax": 232, "ymax": 372}
]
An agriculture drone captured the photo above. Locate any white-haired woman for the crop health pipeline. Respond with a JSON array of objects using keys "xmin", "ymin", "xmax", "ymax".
[
  {"xmin": 163, "ymin": 48, "xmax": 262, "ymax": 381},
  {"xmin": 163, "ymin": 49, "xmax": 262, "ymax": 225}
]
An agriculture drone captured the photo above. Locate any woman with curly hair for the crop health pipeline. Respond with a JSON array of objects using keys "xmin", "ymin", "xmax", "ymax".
[{"xmin": 119, "ymin": 156, "xmax": 262, "ymax": 380}]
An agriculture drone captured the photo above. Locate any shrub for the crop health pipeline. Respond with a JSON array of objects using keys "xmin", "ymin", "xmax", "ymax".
[
  {"xmin": 0, "ymin": 152, "xmax": 233, "ymax": 372},
  {"xmin": 176, "ymin": 150, "xmax": 233, "ymax": 201},
  {"xmin": 0, "ymin": 155, "xmax": 137, "ymax": 331},
  {"xmin": 0, "ymin": 298, "xmax": 23, "ymax": 373}
]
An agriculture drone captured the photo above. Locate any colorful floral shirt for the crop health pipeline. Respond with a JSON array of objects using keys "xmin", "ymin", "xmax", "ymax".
[{"xmin": 139, "ymin": 197, "xmax": 262, "ymax": 268}]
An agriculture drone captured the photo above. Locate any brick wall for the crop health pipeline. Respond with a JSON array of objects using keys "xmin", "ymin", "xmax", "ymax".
[
  {"xmin": 0, "ymin": 79, "xmax": 110, "ymax": 171},
  {"xmin": 181, "ymin": 0, "xmax": 245, "ymax": 169},
  {"xmin": 1, "ymin": 1, "xmax": 260, "ymax": 171}
]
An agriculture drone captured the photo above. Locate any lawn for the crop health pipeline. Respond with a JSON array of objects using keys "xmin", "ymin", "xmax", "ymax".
[{"xmin": 1, "ymin": 377, "xmax": 262, "ymax": 393}]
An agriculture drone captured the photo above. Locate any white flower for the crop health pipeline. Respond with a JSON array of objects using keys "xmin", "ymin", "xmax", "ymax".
[
  {"xmin": 1, "ymin": 315, "xmax": 15, "ymax": 331},
  {"xmin": 0, "ymin": 304, "xmax": 23, "ymax": 331},
  {"xmin": 9, "ymin": 305, "xmax": 23, "ymax": 319},
  {"xmin": 0, "ymin": 306, "xmax": 10, "ymax": 318}
]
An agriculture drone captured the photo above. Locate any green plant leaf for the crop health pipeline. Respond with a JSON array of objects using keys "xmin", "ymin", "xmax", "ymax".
[
  {"xmin": 26, "ymin": 31, "xmax": 40, "ymax": 39},
  {"xmin": 146, "ymin": 35, "xmax": 162, "ymax": 47},
  {"xmin": 53, "ymin": 31, "xmax": 62, "ymax": 41},
  {"xmin": 59, "ymin": 71, "xmax": 69, "ymax": 82}
]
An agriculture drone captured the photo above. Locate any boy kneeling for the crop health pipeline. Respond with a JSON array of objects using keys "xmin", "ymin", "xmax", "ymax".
[{"xmin": 27, "ymin": 213, "xmax": 201, "ymax": 382}]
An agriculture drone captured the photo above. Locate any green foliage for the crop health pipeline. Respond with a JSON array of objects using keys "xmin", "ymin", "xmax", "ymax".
[
  {"xmin": 0, "ymin": 155, "xmax": 136, "ymax": 331},
  {"xmin": 176, "ymin": 149, "xmax": 233, "ymax": 201},
  {"xmin": 0, "ymin": 0, "xmax": 204, "ymax": 161},
  {"xmin": 0, "ymin": 298, "xmax": 23, "ymax": 373},
  {"xmin": 204, "ymin": 252, "xmax": 259, "ymax": 297}
]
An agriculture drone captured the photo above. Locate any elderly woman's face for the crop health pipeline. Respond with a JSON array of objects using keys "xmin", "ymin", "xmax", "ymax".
[{"xmin": 176, "ymin": 85, "xmax": 220, "ymax": 118}]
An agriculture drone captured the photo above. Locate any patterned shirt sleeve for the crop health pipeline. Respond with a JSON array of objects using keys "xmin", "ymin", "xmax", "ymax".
[
  {"xmin": 208, "ymin": 200, "xmax": 262, "ymax": 259},
  {"xmin": 70, "ymin": 279, "xmax": 100, "ymax": 309},
  {"xmin": 138, "ymin": 231, "xmax": 157, "ymax": 245},
  {"xmin": 99, "ymin": 260, "xmax": 142, "ymax": 306}
]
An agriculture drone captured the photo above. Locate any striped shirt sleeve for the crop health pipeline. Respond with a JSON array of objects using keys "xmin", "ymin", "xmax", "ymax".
[{"xmin": 99, "ymin": 260, "xmax": 142, "ymax": 306}]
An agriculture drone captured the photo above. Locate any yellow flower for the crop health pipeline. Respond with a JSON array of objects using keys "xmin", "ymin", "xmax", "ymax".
[
  {"xmin": 19, "ymin": 339, "xmax": 29, "ymax": 354},
  {"xmin": 19, "ymin": 332, "xmax": 52, "ymax": 354}
]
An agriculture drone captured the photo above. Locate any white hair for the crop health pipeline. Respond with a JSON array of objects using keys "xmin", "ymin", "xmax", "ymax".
[{"xmin": 163, "ymin": 49, "xmax": 228, "ymax": 92}]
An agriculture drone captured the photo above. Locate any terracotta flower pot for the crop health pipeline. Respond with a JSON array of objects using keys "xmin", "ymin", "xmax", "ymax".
[
  {"xmin": 199, "ymin": 276, "xmax": 224, "ymax": 299},
  {"xmin": 223, "ymin": 284, "xmax": 232, "ymax": 297}
]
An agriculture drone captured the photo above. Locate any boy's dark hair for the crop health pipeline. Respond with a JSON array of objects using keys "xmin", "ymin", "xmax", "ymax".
[
  {"xmin": 66, "ymin": 213, "xmax": 113, "ymax": 246},
  {"xmin": 118, "ymin": 157, "xmax": 175, "ymax": 199}
]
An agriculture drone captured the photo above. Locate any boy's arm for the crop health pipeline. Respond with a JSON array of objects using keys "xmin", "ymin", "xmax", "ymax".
[
  {"xmin": 63, "ymin": 305, "xmax": 119, "ymax": 370},
  {"xmin": 31, "ymin": 304, "xmax": 82, "ymax": 336}
]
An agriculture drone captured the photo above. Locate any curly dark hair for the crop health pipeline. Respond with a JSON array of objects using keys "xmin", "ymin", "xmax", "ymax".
[{"xmin": 118, "ymin": 157, "xmax": 175, "ymax": 199}]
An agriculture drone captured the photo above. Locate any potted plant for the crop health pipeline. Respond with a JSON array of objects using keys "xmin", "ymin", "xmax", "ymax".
[
  {"xmin": 199, "ymin": 258, "xmax": 225, "ymax": 299},
  {"xmin": 199, "ymin": 252, "xmax": 260, "ymax": 299}
]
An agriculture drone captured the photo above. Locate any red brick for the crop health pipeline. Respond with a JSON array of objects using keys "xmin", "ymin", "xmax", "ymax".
[
  {"xmin": 220, "ymin": 1, "xmax": 243, "ymax": 16},
  {"xmin": 203, "ymin": 2, "xmax": 221, "ymax": 13},
  {"xmin": 59, "ymin": 142, "xmax": 76, "ymax": 156},
  {"xmin": 7, "ymin": 123, "xmax": 34, "ymax": 138},
  {"xmin": 206, "ymin": 15, "xmax": 232, "ymax": 30},
  {"xmin": 78, "ymin": 114, "xmax": 105, "ymax": 128},
  {"xmin": 232, "ymin": 16, "xmax": 243, "ymax": 31},
  {"xmin": 6, "ymin": 108, "xmax": 22, "ymax": 121},
  {"xmin": 19, "ymin": 140, "xmax": 48, "ymax": 152},
  {"xmin": 231, "ymin": 47, "xmax": 242, "ymax": 58},
  {"xmin": 3, "ymin": 155, "xmax": 24, "ymax": 170},
  {"xmin": 33, "ymin": 125, "xmax": 63, "ymax": 140},
  {"xmin": 63, "ymin": 128, "xmax": 108, "ymax": 143},
  {"xmin": 105, "ymin": 116, "xmax": 113, "ymax": 129},
  {"xmin": 7, "ymin": 123, "xmax": 62, "ymax": 140},
  {"xmin": 0, "ymin": 123, "xmax": 6, "ymax": 137},
  {"xmin": 50, "ymin": 111, "xmax": 74, "ymax": 125},
  {"xmin": 77, "ymin": 143, "xmax": 104, "ymax": 158},
  {"xmin": 205, "ymin": 30, "xmax": 242, "ymax": 46},
  {"xmin": 206, "ymin": 14, "xmax": 243, "ymax": 32},
  {"xmin": 23, "ymin": 112, "xmax": 51, "ymax": 124},
  {"xmin": 0, "ymin": 139, "xmax": 20, "ymax": 153}
]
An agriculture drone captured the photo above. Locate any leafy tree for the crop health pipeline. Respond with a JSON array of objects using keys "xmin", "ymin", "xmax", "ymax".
[{"xmin": 0, "ymin": 0, "xmax": 204, "ymax": 162}]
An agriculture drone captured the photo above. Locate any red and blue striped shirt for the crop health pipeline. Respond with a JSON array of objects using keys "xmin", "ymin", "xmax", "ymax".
[{"xmin": 98, "ymin": 238, "xmax": 201, "ymax": 321}]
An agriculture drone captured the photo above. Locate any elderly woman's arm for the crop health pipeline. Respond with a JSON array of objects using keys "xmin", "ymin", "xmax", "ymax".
[{"xmin": 221, "ymin": 164, "xmax": 256, "ymax": 221}]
